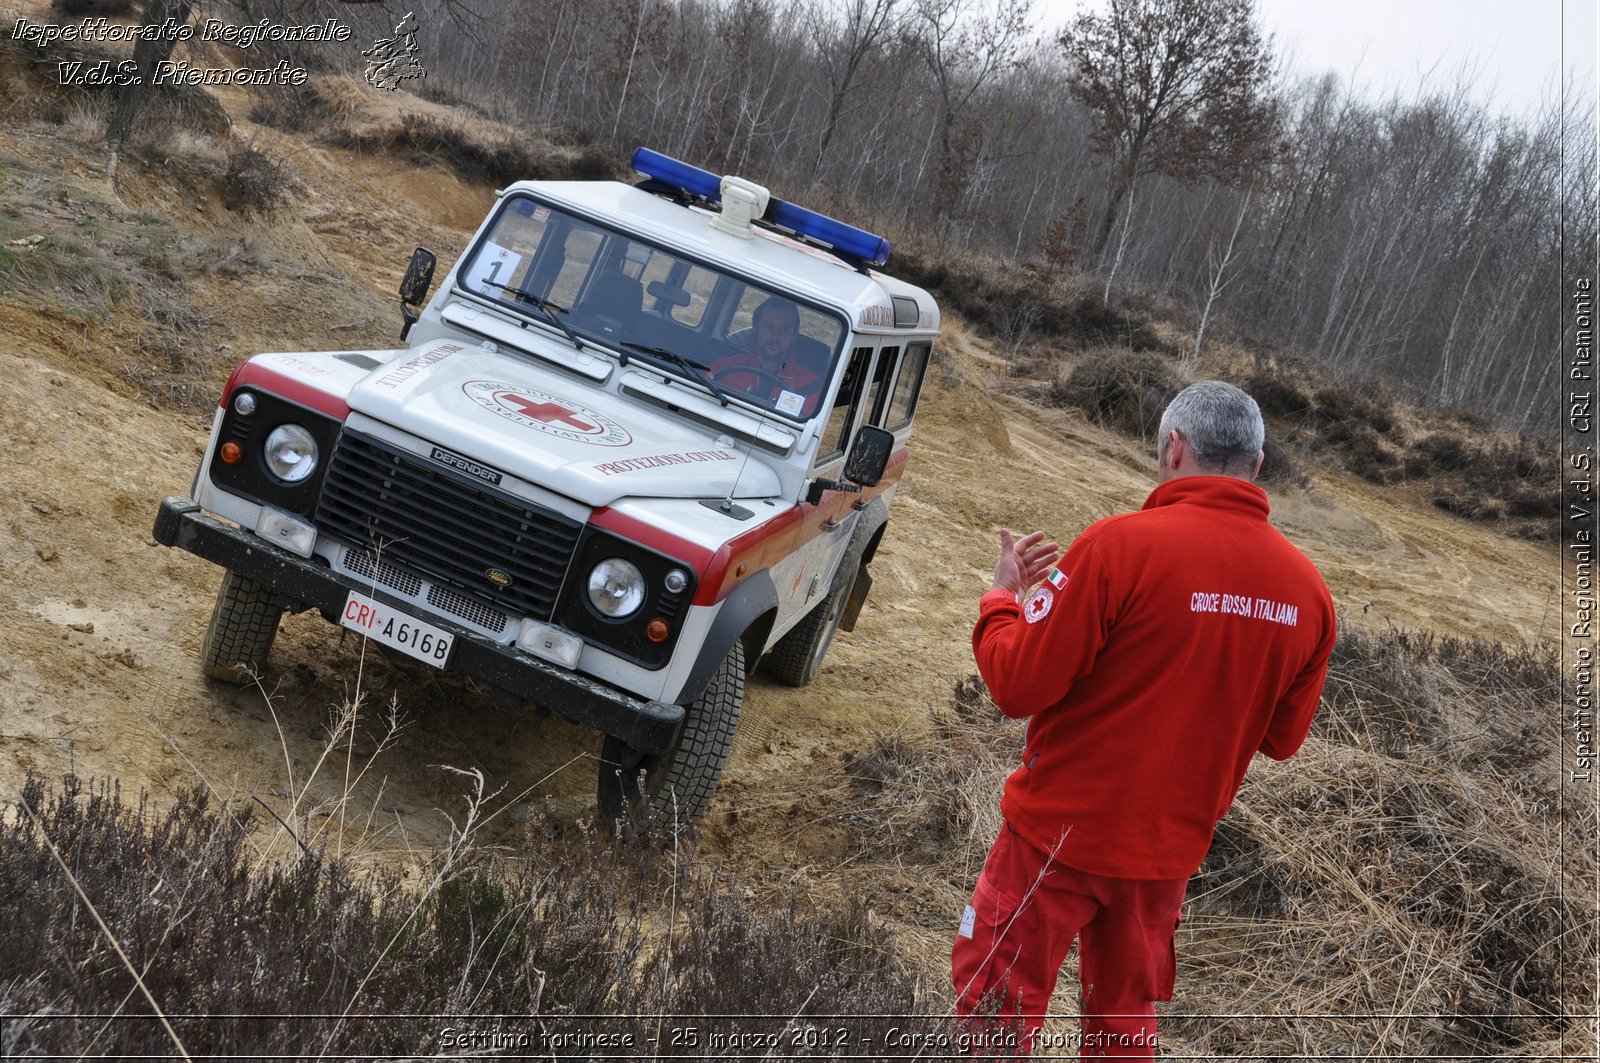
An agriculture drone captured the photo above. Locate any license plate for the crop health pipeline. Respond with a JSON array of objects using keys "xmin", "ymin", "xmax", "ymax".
[{"xmin": 339, "ymin": 590, "xmax": 454, "ymax": 668}]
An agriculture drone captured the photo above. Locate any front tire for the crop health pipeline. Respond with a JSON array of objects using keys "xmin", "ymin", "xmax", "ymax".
[
  {"xmin": 200, "ymin": 570, "xmax": 283, "ymax": 683},
  {"xmin": 598, "ymin": 640, "xmax": 744, "ymax": 827}
]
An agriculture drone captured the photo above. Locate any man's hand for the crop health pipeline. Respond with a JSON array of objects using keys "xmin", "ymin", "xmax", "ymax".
[{"xmin": 993, "ymin": 529, "xmax": 1060, "ymax": 598}]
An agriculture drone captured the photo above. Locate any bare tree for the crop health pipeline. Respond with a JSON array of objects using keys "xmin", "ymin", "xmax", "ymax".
[
  {"xmin": 806, "ymin": 0, "xmax": 902, "ymax": 175},
  {"xmin": 912, "ymin": 0, "xmax": 1031, "ymax": 237},
  {"xmin": 1059, "ymin": 0, "xmax": 1277, "ymax": 256},
  {"xmin": 105, "ymin": 0, "xmax": 195, "ymax": 169},
  {"xmin": 1192, "ymin": 182, "xmax": 1252, "ymax": 361},
  {"xmin": 609, "ymin": 0, "xmax": 667, "ymax": 142}
]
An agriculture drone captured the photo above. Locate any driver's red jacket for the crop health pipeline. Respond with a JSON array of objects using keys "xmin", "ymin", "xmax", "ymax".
[
  {"xmin": 972, "ymin": 476, "xmax": 1336, "ymax": 880},
  {"xmin": 709, "ymin": 348, "xmax": 822, "ymax": 416}
]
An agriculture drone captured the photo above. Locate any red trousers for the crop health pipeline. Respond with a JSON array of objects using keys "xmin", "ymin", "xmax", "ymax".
[{"xmin": 952, "ymin": 823, "xmax": 1188, "ymax": 1059}]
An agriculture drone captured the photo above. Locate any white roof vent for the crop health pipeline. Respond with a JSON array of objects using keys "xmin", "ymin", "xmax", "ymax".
[{"xmin": 710, "ymin": 175, "xmax": 770, "ymax": 238}]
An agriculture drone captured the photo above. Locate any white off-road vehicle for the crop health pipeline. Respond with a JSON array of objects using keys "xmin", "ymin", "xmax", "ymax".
[{"xmin": 155, "ymin": 148, "xmax": 939, "ymax": 822}]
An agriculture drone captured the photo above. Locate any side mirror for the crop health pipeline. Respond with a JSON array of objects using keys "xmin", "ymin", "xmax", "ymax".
[
  {"xmin": 399, "ymin": 247, "xmax": 436, "ymax": 340},
  {"xmin": 844, "ymin": 425, "xmax": 893, "ymax": 487},
  {"xmin": 805, "ymin": 425, "xmax": 895, "ymax": 505},
  {"xmin": 400, "ymin": 247, "xmax": 437, "ymax": 305}
]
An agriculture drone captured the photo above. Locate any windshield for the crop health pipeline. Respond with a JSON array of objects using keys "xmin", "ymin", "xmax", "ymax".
[{"xmin": 458, "ymin": 194, "xmax": 847, "ymax": 422}]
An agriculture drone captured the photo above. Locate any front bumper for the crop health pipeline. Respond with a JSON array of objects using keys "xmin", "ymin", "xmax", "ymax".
[{"xmin": 153, "ymin": 496, "xmax": 685, "ymax": 753}]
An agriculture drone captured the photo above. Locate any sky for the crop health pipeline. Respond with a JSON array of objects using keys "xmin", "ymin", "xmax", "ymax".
[{"xmin": 1030, "ymin": 0, "xmax": 1599, "ymax": 120}]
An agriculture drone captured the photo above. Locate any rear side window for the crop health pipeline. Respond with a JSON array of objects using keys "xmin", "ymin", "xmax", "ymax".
[{"xmin": 886, "ymin": 342, "xmax": 931, "ymax": 429}]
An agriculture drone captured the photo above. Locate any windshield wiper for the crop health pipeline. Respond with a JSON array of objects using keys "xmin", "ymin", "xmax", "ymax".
[
  {"xmin": 478, "ymin": 280, "xmax": 584, "ymax": 351},
  {"xmin": 621, "ymin": 342, "xmax": 739, "ymax": 407}
]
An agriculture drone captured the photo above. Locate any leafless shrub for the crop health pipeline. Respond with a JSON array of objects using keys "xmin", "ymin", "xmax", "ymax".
[
  {"xmin": 890, "ymin": 240, "xmax": 1167, "ymax": 351},
  {"xmin": 332, "ymin": 114, "xmax": 616, "ymax": 186},
  {"xmin": 1256, "ymin": 435, "xmax": 1307, "ymax": 488},
  {"xmin": 1241, "ymin": 355, "xmax": 1555, "ymax": 534},
  {"xmin": 1241, "ymin": 357, "xmax": 1316, "ymax": 420},
  {"xmin": 247, "ymin": 79, "xmax": 363, "ymax": 135},
  {"xmin": 0, "ymin": 768, "xmax": 943, "ymax": 1056},
  {"xmin": 127, "ymin": 86, "xmax": 233, "ymax": 144},
  {"xmin": 1037, "ymin": 346, "xmax": 1185, "ymax": 438},
  {"xmin": 222, "ymin": 141, "xmax": 295, "ymax": 214}
]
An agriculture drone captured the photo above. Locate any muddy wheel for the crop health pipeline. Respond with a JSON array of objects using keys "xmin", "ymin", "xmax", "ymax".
[
  {"xmin": 598, "ymin": 640, "xmax": 743, "ymax": 826},
  {"xmin": 200, "ymin": 570, "xmax": 283, "ymax": 683},
  {"xmin": 761, "ymin": 563, "xmax": 857, "ymax": 688}
]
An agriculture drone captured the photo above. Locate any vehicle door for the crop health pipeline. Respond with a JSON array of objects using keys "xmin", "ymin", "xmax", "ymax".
[{"xmin": 770, "ymin": 341, "xmax": 896, "ymax": 632}]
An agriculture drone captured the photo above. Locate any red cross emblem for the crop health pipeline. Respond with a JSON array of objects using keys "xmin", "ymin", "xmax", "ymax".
[
  {"xmin": 1023, "ymin": 586, "xmax": 1054, "ymax": 624},
  {"xmin": 502, "ymin": 394, "xmax": 594, "ymax": 432},
  {"xmin": 465, "ymin": 380, "xmax": 632, "ymax": 447}
]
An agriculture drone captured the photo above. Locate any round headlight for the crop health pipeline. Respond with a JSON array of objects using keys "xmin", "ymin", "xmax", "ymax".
[
  {"xmin": 588, "ymin": 558, "xmax": 645, "ymax": 617},
  {"xmin": 263, "ymin": 423, "xmax": 318, "ymax": 483}
]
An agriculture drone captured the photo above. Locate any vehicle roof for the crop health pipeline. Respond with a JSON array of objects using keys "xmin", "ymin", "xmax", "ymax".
[{"xmin": 504, "ymin": 179, "xmax": 941, "ymax": 335}]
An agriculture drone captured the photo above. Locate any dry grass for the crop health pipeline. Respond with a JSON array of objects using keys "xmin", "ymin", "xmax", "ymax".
[
  {"xmin": 833, "ymin": 623, "xmax": 1587, "ymax": 1060},
  {"xmin": 0, "ymin": 642, "xmax": 950, "ymax": 1057}
]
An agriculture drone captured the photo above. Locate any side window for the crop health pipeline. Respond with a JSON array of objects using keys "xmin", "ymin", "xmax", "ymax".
[
  {"xmin": 866, "ymin": 345, "xmax": 899, "ymax": 426},
  {"xmin": 817, "ymin": 346, "xmax": 874, "ymax": 467},
  {"xmin": 886, "ymin": 341, "xmax": 931, "ymax": 430}
]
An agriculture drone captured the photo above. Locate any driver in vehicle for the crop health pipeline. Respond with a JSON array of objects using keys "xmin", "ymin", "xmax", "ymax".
[{"xmin": 710, "ymin": 296, "xmax": 823, "ymax": 417}]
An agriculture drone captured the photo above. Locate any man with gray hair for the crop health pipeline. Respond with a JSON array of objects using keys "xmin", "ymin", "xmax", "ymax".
[{"xmin": 953, "ymin": 380, "xmax": 1335, "ymax": 1058}]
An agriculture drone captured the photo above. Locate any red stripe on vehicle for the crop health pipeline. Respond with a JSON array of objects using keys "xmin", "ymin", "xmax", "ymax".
[
  {"xmin": 591, "ymin": 447, "xmax": 908, "ymax": 607},
  {"xmin": 223, "ymin": 360, "xmax": 350, "ymax": 420},
  {"xmin": 589, "ymin": 506, "xmax": 802, "ymax": 606}
]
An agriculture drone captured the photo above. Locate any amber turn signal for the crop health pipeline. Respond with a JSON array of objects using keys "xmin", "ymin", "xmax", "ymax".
[
  {"xmin": 645, "ymin": 618, "xmax": 670, "ymax": 643},
  {"xmin": 220, "ymin": 441, "xmax": 243, "ymax": 464}
]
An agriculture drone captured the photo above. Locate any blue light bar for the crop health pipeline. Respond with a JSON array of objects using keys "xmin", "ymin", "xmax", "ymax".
[
  {"xmin": 632, "ymin": 147, "xmax": 721, "ymax": 202},
  {"xmin": 631, "ymin": 146, "xmax": 892, "ymax": 268},
  {"xmin": 769, "ymin": 199, "xmax": 891, "ymax": 268}
]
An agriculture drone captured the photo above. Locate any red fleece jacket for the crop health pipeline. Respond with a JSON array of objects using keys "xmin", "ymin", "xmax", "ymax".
[{"xmin": 973, "ymin": 476, "xmax": 1336, "ymax": 880}]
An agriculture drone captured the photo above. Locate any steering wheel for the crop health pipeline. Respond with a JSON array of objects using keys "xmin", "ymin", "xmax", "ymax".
[{"xmin": 712, "ymin": 363, "xmax": 787, "ymax": 394}]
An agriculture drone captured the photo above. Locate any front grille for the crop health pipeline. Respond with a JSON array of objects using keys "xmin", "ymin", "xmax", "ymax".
[
  {"xmin": 317, "ymin": 430, "xmax": 582, "ymax": 621},
  {"xmin": 345, "ymin": 547, "xmax": 423, "ymax": 597},
  {"xmin": 428, "ymin": 585, "xmax": 508, "ymax": 631}
]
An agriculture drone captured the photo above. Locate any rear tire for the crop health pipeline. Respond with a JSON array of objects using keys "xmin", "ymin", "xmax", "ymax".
[
  {"xmin": 200, "ymin": 570, "xmax": 283, "ymax": 683},
  {"xmin": 598, "ymin": 640, "xmax": 743, "ymax": 827}
]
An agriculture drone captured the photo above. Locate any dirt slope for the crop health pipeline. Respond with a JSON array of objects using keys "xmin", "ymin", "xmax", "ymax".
[{"xmin": 0, "ymin": 82, "xmax": 1557, "ymax": 915}]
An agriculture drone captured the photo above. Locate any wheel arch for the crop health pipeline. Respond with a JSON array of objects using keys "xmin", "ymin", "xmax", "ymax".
[
  {"xmin": 856, "ymin": 503, "xmax": 890, "ymax": 566},
  {"xmin": 671, "ymin": 568, "xmax": 777, "ymax": 705}
]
